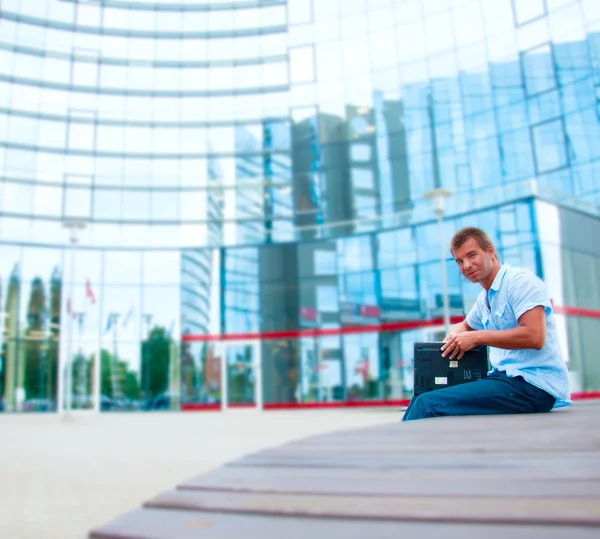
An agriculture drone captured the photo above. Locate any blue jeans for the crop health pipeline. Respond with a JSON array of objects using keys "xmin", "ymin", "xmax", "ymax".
[{"xmin": 402, "ymin": 370, "xmax": 556, "ymax": 421}]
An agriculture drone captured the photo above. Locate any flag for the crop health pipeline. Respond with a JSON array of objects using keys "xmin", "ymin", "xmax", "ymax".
[
  {"xmin": 299, "ymin": 306, "xmax": 318, "ymax": 321},
  {"xmin": 85, "ymin": 279, "xmax": 96, "ymax": 305},
  {"xmin": 359, "ymin": 304, "xmax": 381, "ymax": 318},
  {"xmin": 166, "ymin": 320, "xmax": 175, "ymax": 338},
  {"xmin": 105, "ymin": 315, "xmax": 113, "ymax": 333},
  {"xmin": 355, "ymin": 361, "xmax": 369, "ymax": 383},
  {"xmin": 66, "ymin": 298, "xmax": 72, "ymax": 316},
  {"xmin": 122, "ymin": 306, "xmax": 134, "ymax": 328}
]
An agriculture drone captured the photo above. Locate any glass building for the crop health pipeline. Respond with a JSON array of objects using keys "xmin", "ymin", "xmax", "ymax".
[{"xmin": 0, "ymin": 0, "xmax": 599, "ymax": 412}]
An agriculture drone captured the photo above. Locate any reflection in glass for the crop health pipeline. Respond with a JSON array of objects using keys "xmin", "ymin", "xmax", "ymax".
[
  {"xmin": 343, "ymin": 334, "xmax": 372, "ymax": 400},
  {"xmin": 262, "ymin": 339, "xmax": 299, "ymax": 405},
  {"xmin": 1, "ymin": 0, "xmax": 600, "ymax": 410},
  {"xmin": 181, "ymin": 341, "xmax": 222, "ymax": 407},
  {"xmin": 225, "ymin": 342, "xmax": 257, "ymax": 406},
  {"xmin": 141, "ymin": 322, "xmax": 178, "ymax": 411}
]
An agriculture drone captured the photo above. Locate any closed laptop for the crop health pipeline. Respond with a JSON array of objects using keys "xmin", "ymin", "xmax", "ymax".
[{"xmin": 413, "ymin": 342, "xmax": 489, "ymax": 396}]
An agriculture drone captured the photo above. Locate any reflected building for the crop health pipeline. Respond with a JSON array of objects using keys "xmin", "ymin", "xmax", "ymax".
[
  {"xmin": 1, "ymin": 265, "xmax": 21, "ymax": 411},
  {"xmin": 1, "ymin": 0, "xmax": 600, "ymax": 411}
]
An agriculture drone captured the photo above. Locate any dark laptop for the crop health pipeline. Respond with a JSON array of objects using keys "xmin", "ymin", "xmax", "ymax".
[{"xmin": 413, "ymin": 342, "xmax": 489, "ymax": 396}]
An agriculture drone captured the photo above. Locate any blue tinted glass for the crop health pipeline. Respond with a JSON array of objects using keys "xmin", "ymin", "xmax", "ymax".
[
  {"xmin": 522, "ymin": 45, "xmax": 556, "ymax": 96},
  {"xmin": 532, "ymin": 119, "xmax": 568, "ymax": 173}
]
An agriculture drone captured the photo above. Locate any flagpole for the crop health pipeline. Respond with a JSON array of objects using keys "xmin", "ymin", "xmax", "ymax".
[
  {"xmin": 143, "ymin": 313, "xmax": 153, "ymax": 408},
  {"xmin": 92, "ymin": 298, "xmax": 100, "ymax": 413},
  {"xmin": 72, "ymin": 312, "xmax": 86, "ymax": 409},
  {"xmin": 84, "ymin": 279, "xmax": 100, "ymax": 413},
  {"xmin": 61, "ymin": 221, "xmax": 86, "ymax": 419},
  {"xmin": 110, "ymin": 313, "xmax": 120, "ymax": 403}
]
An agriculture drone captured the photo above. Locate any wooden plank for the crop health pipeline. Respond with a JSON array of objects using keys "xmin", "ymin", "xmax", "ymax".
[
  {"xmin": 181, "ymin": 463, "xmax": 600, "ymax": 487},
  {"xmin": 285, "ymin": 408, "xmax": 597, "ymax": 445},
  {"xmin": 179, "ymin": 468, "xmax": 600, "ymax": 497},
  {"xmin": 267, "ymin": 429, "xmax": 600, "ymax": 452},
  {"xmin": 263, "ymin": 426, "xmax": 599, "ymax": 454},
  {"xmin": 228, "ymin": 452, "xmax": 600, "ymax": 472},
  {"xmin": 145, "ymin": 489, "xmax": 600, "ymax": 527},
  {"xmin": 89, "ymin": 507, "xmax": 600, "ymax": 539},
  {"xmin": 254, "ymin": 441, "xmax": 600, "ymax": 454}
]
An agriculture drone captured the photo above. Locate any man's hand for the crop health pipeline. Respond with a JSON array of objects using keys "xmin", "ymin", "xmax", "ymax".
[
  {"xmin": 441, "ymin": 331, "xmax": 480, "ymax": 360},
  {"xmin": 442, "ymin": 320, "xmax": 473, "ymax": 344},
  {"xmin": 443, "ymin": 330, "xmax": 459, "ymax": 342}
]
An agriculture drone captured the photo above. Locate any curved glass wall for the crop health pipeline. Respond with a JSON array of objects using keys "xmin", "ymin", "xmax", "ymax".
[{"xmin": 1, "ymin": 0, "xmax": 600, "ymax": 412}]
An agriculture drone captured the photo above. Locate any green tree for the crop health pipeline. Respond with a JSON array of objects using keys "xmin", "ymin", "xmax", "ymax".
[
  {"xmin": 24, "ymin": 277, "xmax": 46, "ymax": 402},
  {"xmin": 100, "ymin": 349, "xmax": 114, "ymax": 399},
  {"xmin": 123, "ymin": 369, "xmax": 140, "ymax": 401},
  {"xmin": 47, "ymin": 268, "xmax": 61, "ymax": 405},
  {"xmin": 71, "ymin": 349, "xmax": 93, "ymax": 408},
  {"xmin": 228, "ymin": 346, "xmax": 254, "ymax": 404},
  {"xmin": 180, "ymin": 339, "xmax": 197, "ymax": 403},
  {"xmin": 141, "ymin": 325, "xmax": 172, "ymax": 402},
  {"xmin": 1, "ymin": 266, "xmax": 20, "ymax": 410},
  {"xmin": 101, "ymin": 348, "xmax": 141, "ymax": 405}
]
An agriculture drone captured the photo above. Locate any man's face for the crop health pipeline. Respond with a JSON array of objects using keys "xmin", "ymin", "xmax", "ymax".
[{"xmin": 452, "ymin": 237, "xmax": 496, "ymax": 284}]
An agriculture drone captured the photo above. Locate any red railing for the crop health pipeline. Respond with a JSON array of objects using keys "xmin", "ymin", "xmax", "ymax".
[
  {"xmin": 182, "ymin": 304, "xmax": 600, "ymax": 343},
  {"xmin": 181, "ymin": 315, "xmax": 466, "ymax": 342}
]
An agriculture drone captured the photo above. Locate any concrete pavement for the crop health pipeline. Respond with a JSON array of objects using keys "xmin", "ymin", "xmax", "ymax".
[{"xmin": 0, "ymin": 408, "xmax": 401, "ymax": 539}]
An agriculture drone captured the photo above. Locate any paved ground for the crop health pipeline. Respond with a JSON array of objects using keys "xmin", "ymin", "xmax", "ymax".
[{"xmin": 0, "ymin": 408, "xmax": 401, "ymax": 539}]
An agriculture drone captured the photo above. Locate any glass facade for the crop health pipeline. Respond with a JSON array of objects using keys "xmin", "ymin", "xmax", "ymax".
[
  {"xmin": 184, "ymin": 199, "xmax": 541, "ymax": 407},
  {"xmin": 1, "ymin": 0, "xmax": 599, "ymax": 412}
]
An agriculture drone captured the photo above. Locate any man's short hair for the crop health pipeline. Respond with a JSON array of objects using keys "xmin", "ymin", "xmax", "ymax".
[{"xmin": 450, "ymin": 227, "xmax": 495, "ymax": 255}]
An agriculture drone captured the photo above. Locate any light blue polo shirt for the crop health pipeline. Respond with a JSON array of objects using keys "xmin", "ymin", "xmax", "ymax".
[{"xmin": 465, "ymin": 264, "xmax": 571, "ymax": 408}]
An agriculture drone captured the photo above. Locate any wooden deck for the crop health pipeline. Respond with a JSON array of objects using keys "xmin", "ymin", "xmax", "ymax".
[{"xmin": 89, "ymin": 402, "xmax": 600, "ymax": 538}]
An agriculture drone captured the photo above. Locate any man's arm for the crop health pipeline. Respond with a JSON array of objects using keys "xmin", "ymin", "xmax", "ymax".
[
  {"xmin": 473, "ymin": 306, "xmax": 546, "ymax": 350},
  {"xmin": 441, "ymin": 306, "xmax": 546, "ymax": 359}
]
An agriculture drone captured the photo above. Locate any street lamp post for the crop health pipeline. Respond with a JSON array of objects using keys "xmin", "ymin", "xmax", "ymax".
[
  {"xmin": 60, "ymin": 221, "xmax": 87, "ymax": 418},
  {"xmin": 424, "ymin": 189, "xmax": 453, "ymax": 336},
  {"xmin": 143, "ymin": 313, "xmax": 153, "ymax": 408},
  {"xmin": 73, "ymin": 311, "xmax": 86, "ymax": 409}
]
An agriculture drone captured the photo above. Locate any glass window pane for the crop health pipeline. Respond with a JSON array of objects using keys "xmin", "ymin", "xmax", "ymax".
[
  {"xmin": 122, "ymin": 191, "xmax": 150, "ymax": 221},
  {"xmin": 317, "ymin": 285, "xmax": 339, "ymax": 312},
  {"xmin": 68, "ymin": 123, "xmax": 95, "ymax": 150},
  {"xmin": 522, "ymin": 44, "xmax": 556, "ymax": 96},
  {"xmin": 103, "ymin": 251, "xmax": 142, "ymax": 285},
  {"xmin": 72, "ymin": 61, "xmax": 98, "ymax": 86},
  {"xmin": 63, "ymin": 187, "xmax": 92, "ymax": 219},
  {"xmin": 151, "ymin": 191, "xmax": 179, "ymax": 221},
  {"xmin": 290, "ymin": 46, "xmax": 315, "ymax": 83},
  {"xmin": 513, "ymin": 0, "xmax": 546, "ymax": 25},
  {"xmin": 33, "ymin": 185, "xmax": 62, "ymax": 217},
  {"xmin": 288, "ymin": 0, "xmax": 313, "ymax": 24},
  {"xmin": 2, "ymin": 182, "xmax": 33, "ymax": 214},
  {"xmin": 532, "ymin": 119, "xmax": 568, "ymax": 173},
  {"xmin": 93, "ymin": 189, "xmax": 121, "ymax": 220}
]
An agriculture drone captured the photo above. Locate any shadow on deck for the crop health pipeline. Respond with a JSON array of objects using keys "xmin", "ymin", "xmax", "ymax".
[{"xmin": 89, "ymin": 402, "xmax": 600, "ymax": 538}]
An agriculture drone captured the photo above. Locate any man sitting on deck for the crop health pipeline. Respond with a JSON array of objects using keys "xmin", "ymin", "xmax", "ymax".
[{"xmin": 403, "ymin": 226, "xmax": 570, "ymax": 421}]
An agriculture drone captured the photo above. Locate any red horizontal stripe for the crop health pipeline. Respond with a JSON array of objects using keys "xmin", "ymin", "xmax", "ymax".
[
  {"xmin": 553, "ymin": 305, "xmax": 600, "ymax": 319},
  {"xmin": 180, "ymin": 402, "xmax": 256, "ymax": 411},
  {"xmin": 228, "ymin": 402, "xmax": 256, "ymax": 408},
  {"xmin": 181, "ymin": 394, "xmax": 600, "ymax": 412},
  {"xmin": 182, "ymin": 315, "xmax": 465, "ymax": 342},
  {"xmin": 263, "ymin": 399, "xmax": 410, "ymax": 410},
  {"xmin": 263, "ymin": 396, "xmax": 600, "ymax": 408},
  {"xmin": 180, "ymin": 404, "xmax": 221, "ymax": 412},
  {"xmin": 571, "ymin": 391, "xmax": 600, "ymax": 400},
  {"xmin": 182, "ymin": 304, "xmax": 600, "ymax": 343}
]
